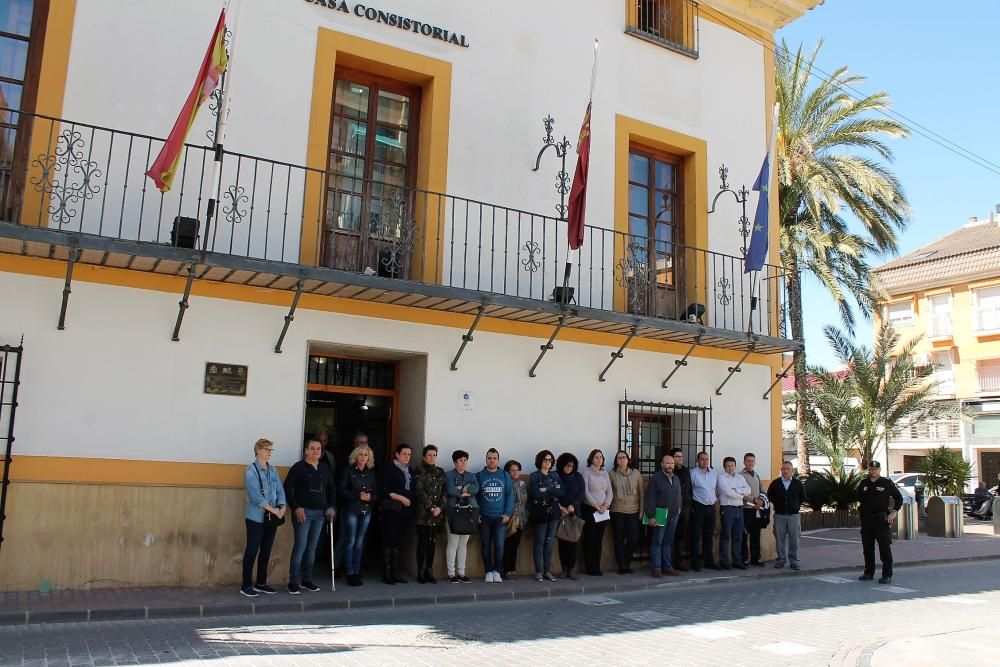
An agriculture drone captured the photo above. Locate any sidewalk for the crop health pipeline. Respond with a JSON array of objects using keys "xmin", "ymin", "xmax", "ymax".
[{"xmin": 3, "ymin": 519, "xmax": 998, "ymax": 626}]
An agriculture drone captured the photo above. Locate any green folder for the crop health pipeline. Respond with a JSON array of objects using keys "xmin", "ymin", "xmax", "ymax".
[{"xmin": 642, "ymin": 507, "xmax": 669, "ymax": 525}]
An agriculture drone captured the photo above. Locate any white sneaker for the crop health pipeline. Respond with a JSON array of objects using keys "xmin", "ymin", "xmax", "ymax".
[
  {"xmin": 493, "ymin": 571, "xmax": 503, "ymax": 583},
  {"xmin": 485, "ymin": 571, "xmax": 495, "ymax": 583}
]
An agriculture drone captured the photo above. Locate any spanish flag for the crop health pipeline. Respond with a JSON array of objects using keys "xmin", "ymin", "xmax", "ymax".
[{"xmin": 146, "ymin": 9, "xmax": 228, "ymax": 193}]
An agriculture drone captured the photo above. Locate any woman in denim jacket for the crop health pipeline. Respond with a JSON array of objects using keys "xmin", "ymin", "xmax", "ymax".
[
  {"xmin": 241, "ymin": 438, "xmax": 287, "ymax": 597},
  {"xmin": 527, "ymin": 449, "xmax": 564, "ymax": 582}
]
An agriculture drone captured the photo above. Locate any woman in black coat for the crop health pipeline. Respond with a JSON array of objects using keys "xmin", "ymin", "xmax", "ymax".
[
  {"xmin": 555, "ymin": 452, "xmax": 584, "ymax": 580},
  {"xmin": 380, "ymin": 443, "xmax": 416, "ymax": 585}
]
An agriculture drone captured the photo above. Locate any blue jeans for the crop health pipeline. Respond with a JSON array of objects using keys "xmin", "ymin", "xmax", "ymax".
[
  {"xmin": 341, "ymin": 510, "xmax": 372, "ymax": 575},
  {"xmin": 649, "ymin": 514, "xmax": 679, "ymax": 572},
  {"xmin": 532, "ymin": 518, "xmax": 559, "ymax": 573},
  {"xmin": 289, "ymin": 508, "xmax": 325, "ymax": 583},
  {"xmin": 719, "ymin": 506, "xmax": 745, "ymax": 566},
  {"xmin": 480, "ymin": 516, "xmax": 506, "ymax": 573}
]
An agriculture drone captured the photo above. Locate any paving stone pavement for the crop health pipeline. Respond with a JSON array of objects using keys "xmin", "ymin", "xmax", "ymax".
[
  {"xmin": 3, "ymin": 520, "xmax": 999, "ymax": 627},
  {"xmin": 1, "ymin": 560, "xmax": 999, "ymax": 666}
]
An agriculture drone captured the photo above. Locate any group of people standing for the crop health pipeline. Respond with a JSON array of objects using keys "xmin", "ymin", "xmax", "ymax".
[{"xmin": 240, "ymin": 436, "xmax": 824, "ymax": 597}]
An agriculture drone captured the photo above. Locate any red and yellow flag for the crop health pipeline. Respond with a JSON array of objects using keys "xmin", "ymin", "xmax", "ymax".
[
  {"xmin": 146, "ymin": 9, "xmax": 228, "ymax": 193},
  {"xmin": 566, "ymin": 102, "xmax": 591, "ymax": 251}
]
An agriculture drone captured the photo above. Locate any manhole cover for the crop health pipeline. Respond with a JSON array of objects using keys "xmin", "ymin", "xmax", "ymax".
[
  {"xmin": 569, "ymin": 595, "xmax": 622, "ymax": 606},
  {"xmin": 620, "ymin": 610, "xmax": 672, "ymax": 623},
  {"xmin": 415, "ymin": 631, "xmax": 482, "ymax": 647}
]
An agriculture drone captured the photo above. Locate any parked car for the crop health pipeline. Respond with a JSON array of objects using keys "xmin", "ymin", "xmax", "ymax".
[{"xmin": 888, "ymin": 473, "xmax": 923, "ymax": 498}]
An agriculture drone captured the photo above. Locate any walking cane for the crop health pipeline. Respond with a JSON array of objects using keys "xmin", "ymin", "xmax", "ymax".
[{"xmin": 329, "ymin": 516, "xmax": 336, "ymax": 592}]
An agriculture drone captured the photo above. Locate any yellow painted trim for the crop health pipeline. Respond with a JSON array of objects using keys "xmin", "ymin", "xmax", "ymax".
[
  {"xmin": 9, "ymin": 455, "xmax": 277, "ymax": 488},
  {"xmin": 0, "ymin": 254, "xmax": 773, "ymax": 365},
  {"xmin": 303, "ymin": 28, "xmax": 452, "ymax": 282},
  {"xmin": 968, "ymin": 277, "xmax": 1000, "ymax": 291},
  {"xmin": 22, "ymin": 0, "xmax": 77, "ymax": 229},
  {"xmin": 614, "ymin": 114, "xmax": 709, "ymax": 315}
]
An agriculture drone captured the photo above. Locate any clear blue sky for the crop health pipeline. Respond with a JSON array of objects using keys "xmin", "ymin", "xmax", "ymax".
[{"xmin": 777, "ymin": 0, "xmax": 1000, "ymax": 369}]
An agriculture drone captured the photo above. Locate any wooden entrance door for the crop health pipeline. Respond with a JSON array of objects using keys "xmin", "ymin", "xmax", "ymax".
[{"xmin": 322, "ymin": 69, "xmax": 421, "ymax": 278}]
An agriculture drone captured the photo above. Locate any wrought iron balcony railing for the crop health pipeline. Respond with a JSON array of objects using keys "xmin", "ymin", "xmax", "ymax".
[
  {"xmin": 0, "ymin": 109, "xmax": 793, "ymax": 345},
  {"xmin": 625, "ymin": 0, "xmax": 699, "ymax": 58}
]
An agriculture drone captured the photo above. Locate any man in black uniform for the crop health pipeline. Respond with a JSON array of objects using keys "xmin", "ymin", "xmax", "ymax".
[{"xmin": 858, "ymin": 461, "xmax": 904, "ymax": 584}]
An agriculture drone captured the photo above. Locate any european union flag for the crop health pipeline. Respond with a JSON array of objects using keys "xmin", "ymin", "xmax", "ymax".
[{"xmin": 744, "ymin": 153, "xmax": 770, "ymax": 273}]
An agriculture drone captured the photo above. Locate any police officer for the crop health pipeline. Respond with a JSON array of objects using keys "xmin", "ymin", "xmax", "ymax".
[{"xmin": 858, "ymin": 461, "xmax": 903, "ymax": 584}]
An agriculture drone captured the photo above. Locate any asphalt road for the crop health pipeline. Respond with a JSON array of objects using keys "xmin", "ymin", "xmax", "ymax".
[{"xmin": 3, "ymin": 560, "xmax": 999, "ymax": 666}]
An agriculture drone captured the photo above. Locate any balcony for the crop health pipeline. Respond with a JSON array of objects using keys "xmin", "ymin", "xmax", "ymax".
[
  {"xmin": 927, "ymin": 312, "xmax": 952, "ymax": 339},
  {"xmin": 974, "ymin": 305, "xmax": 1000, "ymax": 334},
  {"xmin": 978, "ymin": 365, "xmax": 1000, "ymax": 394},
  {"xmin": 0, "ymin": 109, "xmax": 799, "ymax": 355},
  {"xmin": 890, "ymin": 420, "xmax": 962, "ymax": 445},
  {"xmin": 625, "ymin": 0, "xmax": 699, "ymax": 59}
]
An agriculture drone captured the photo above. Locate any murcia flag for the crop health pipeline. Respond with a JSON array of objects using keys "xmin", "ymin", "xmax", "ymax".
[
  {"xmin": 146, "ymin": 9, "xmax": 229, "ymax": 192},
  {"xmin": 566, "ymin": 102, "xmax": 591, "ymax": 251}
]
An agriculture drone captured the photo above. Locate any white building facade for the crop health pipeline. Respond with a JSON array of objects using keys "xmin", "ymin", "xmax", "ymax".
[{"xmin": 0, "ymin": 0, "xmax": 814, "ymax": 589}]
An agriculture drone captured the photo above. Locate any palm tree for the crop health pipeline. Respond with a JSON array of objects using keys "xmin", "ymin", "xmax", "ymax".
[
  {"xmin": 777, "ymin": 40, "xmax": 911, "ymax": 474},
  {"xmin": 784, "ymin": 366, "xmax": 863, "ymax": 478},
  {"xmin": 823, "ymin": 323, "xmax": 966, "ymax": 468}
]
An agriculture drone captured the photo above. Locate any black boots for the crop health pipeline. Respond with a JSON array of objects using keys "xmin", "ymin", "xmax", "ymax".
[
  {"xmin": 382, "ymin": 548, "xmax": 396, "ymax": 585},
  {"xmin": 391, "ymin": 547, "xmax": 408, "ymax": 584}
]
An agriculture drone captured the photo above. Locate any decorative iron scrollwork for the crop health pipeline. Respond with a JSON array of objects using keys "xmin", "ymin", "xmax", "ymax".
[
  {"xmin": 615, "ymin": 241, "xmax": 652, "ymax": 314},
  {"xmin": 371, "ymin": 188, "xmax": 417, "ymax": 278},
  {"xmin": 30, "ymin": 129, "xmax": 103, "ymax": 227},
  {"xmin": 717, "ymin": 277, "xmax": 732, "ymax": 306},
  {"xmin": 222, "ymin": 184, "xmax": 249, "ymax": 225},
  {"xmin": 521, "ymin": 240, "xmax": 541, "ymax": 273}
]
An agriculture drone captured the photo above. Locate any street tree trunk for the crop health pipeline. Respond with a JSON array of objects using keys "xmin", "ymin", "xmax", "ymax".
[{"xmin": 785, "ymin": 255, "xmax": 811, "ymax": 477}]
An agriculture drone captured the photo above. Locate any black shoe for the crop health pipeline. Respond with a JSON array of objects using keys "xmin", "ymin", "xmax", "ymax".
[
  {"xmin": 347, "ymin": 574, "xmax": 362, "ymax": 587},
  {"xmin": 417, "ymin": 571, "xmax": 427, "ymax": 584},
  {"xmin": 858, "ymin": 574, "xmax": 874, "ymax": 581},
  {"xmin": 751, "ymin": 561, "xmax": 765, "ymax": 568},
  {"xmin": 720, "ymin": 563, "xmax": 732, "ymax": 570},
  {"xmin": 239, "ymin": 585, "xmax": 258, "ymax": 597},
  {"xmin": 287, "ymin": 582, "xmax": 301, "ymax": 595},
  {"xmin": 424, "ymin": 570, "xmax": 437, "ymax": 584},
  {"xmin": 790, "ymin": 563, "xmax": 800, "ymax": 571},
  {"xmin": 708, "ymin": 564, "xmax": 723, "ymax": 571},
  {"xmin": 253, "ymin": 584, "xmax": 277, "ymax": 595},
  {"xmin": 878, "ymin": 576, "xmax": 892, "ymax": 584},
  {"xmin": 458, "ymin": 575, "xmax": 471, "ymax": 583},
  {"xmin": 691, "ymin": 566, "xmax": 702, "ymax": 572},
  {"xmin": 618, "ymin": 568, "xmax": 627, "ymax": 575},
  {"xmin": 734, "ymin": 563, "xmax": 747, "ymax": 570},
  {"xmin": 300, "ymin": 581, "xmax": 320, "ymax": 592},
  {"xmin": 674, "ymin": 565, "xmax": 688, "ymax": 572}
]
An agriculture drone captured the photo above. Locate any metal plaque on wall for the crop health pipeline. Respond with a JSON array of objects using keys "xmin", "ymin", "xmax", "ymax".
[{"xmin": 204, "ymin": 362, "xmax": 248, "ymax": 396}]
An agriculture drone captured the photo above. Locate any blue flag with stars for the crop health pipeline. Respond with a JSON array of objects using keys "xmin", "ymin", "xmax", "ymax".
[{"xmin": 744, "ymin": 152, "xmax": 770, "ymax": 273}]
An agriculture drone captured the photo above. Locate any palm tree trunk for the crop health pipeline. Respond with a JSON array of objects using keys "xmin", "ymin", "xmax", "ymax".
[{"xmin": 786, "ymin": 257, "xmax": 811, "ymax": 476}]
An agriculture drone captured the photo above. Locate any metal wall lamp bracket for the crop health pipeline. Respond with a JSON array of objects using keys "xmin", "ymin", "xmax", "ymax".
[
  {"xmin": 528, "ymin": 309, "xmax": 570, "ymax": 378},
  {"xmin": 450, "ymin": 302, "xmax": 488, "ymax": 371},
  {"xmin": 715, "ymin": 341, "xmax": 756, "ymax": 396},
  {"xmin": 661, "ymin": 334, "xmax": 703, "ymax": 389},
  {"xmin": 56, "ymin": 245, "xmax": 82, "ymax": 331},
  {"xmin": 274, "ymin": 280, "xmax": 305, "ymax": 354},
  {"xmin": 171, "ymin": 262, "xmax": 199, "ymax": 342},
  {"xmin": 598, "ymin": 323, "xmax": 641, "ymax": 382},
  {"xmin": 762, "ymin": 349, "xmax": 800, "ymax": 400}
]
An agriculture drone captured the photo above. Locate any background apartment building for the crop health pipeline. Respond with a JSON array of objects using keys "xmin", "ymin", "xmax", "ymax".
[{"xmin": 874, "ymin": 210, "xmax": 1000, "ymax": 489}]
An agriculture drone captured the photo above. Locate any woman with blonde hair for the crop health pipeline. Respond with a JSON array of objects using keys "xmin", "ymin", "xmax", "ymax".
[
  {"xmin": 241, "ymin": 438, "xmax": 286, "ymax": 597},
  {"xmin": 339, "ymin": 443, "xmax": 378, "ymax": 586}
]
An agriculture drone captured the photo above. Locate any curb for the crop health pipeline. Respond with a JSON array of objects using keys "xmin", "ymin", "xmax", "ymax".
[{"xmin": 4, "ymin": 553, "xmax": 1000, "ymax": 627}]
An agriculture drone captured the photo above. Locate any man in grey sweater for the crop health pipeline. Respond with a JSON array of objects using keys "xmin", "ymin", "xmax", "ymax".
[{"xmin": 643, "ymin": 453, "xmax": 683, "ymax": 577}]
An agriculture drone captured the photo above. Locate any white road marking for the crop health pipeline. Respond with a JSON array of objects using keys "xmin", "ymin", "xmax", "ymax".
[
  {"xmin": 754, "ymin": 641, "xmax": 815, "ymax": 656},
  {"xmin": 814, "ymin": 575, "xmax": 853, "ymax": 584},
  {"xmin": 569, "ymin": 595, "xmax": 621, "ymax": 606},
  {"xmin": 684, "ymin": 625, "xmax": 745, "ymax": 639},
  {"xmin": 872, "ymin": 585, "xmax": 917, "ymax": 594}
]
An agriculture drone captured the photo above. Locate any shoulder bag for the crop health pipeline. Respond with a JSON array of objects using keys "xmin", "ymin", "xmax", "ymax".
[
  {"xmin": 254, "ymin": 465, "xmax": 285, "ymax": 527},
  {"xmin": 556, "ymin": 514, "xmax": 584, "ymax": 542}
]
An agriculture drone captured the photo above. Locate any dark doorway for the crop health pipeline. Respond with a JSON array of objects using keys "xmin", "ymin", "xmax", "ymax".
[{"xmin": 304, "ymin": 390, "xmax": 391, "ymax": 470}]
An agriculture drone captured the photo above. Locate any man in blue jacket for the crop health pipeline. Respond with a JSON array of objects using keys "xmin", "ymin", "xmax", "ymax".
[{"xmin": 477, "ymin": 448, "xmax": 514, "ymax": 583}]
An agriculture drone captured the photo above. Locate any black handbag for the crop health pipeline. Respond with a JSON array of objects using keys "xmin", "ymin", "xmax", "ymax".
[
  {"xmin": 447, "ymin": 501, "xmax": 479, "ymax": 535},
  {"xmin": 254, "ymin": 465, "xmax": 285, "ymax": 527},
  {"xmin": 528, "ymin": 494, "xmax": 554, "ymax": 523}
]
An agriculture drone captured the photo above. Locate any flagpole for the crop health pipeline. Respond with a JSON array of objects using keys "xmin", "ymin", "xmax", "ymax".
[
  {"xmin": 203, "ymin": 0, "xmax": 242, "ymax": 257},
  {"xmin": 747, "ymin": 102, "xmax": 781, "ymax": 334},
  {"xmin": 560, "ymin": 39, "xmax": 599, "ymax": 305}
]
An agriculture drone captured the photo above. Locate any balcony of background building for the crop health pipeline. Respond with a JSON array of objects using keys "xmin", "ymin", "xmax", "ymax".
[
  {"xmin": 0, "ymin": 109, "xmax": 799, "ymax": 355},
  {"xmin": 977, "ymin": 362, "xmax": 1000, "ymax": 395},
  {"xmin": 974, "ymin": 304, "xmax": 1000, "ymax": 334},
  {"xmin": 927, "ymin": 312, "xmax": 953, "ymax": 339},
  {"xmin": 890, "ymin": 419, "xmax": 962, "ymax": 445},
  {"xmin": 625, "ymin": 0, "xmax": 699, "ymax": 58}
]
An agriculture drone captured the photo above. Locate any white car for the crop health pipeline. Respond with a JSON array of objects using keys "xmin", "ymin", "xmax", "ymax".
[{"xmin": 888, "ymin": 473, "xmax": 923, "ymax": 498}]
